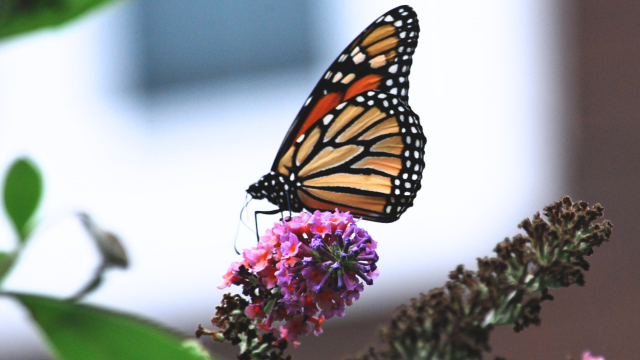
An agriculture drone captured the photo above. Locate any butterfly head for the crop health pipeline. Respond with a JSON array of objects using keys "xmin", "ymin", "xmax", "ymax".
[{"xmin": 246, "ymin": 171, "xmax": 302, "ymax": 212}]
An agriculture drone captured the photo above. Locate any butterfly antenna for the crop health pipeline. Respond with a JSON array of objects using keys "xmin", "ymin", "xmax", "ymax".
[
  {"xmin": 234, "ymin": 194, "xmax": 252, "ymax": 255},
  {"xmin": 239, "ymin": 197, "xmax": 255, "ymax": 232}
]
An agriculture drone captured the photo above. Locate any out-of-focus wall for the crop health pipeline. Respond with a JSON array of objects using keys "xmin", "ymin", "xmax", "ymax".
[{"xmin": 491, "ymin": 1, "xmax": 640, "ymax": 359}]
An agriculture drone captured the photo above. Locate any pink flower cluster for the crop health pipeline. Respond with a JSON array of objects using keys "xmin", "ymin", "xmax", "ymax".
[
  {"xmin": 582, "ymin": 351, "xmax": 605, "ymax": 360},
  {"xmin": 219, "ymin": 210, "xmax": 379, "ymax": 343}
]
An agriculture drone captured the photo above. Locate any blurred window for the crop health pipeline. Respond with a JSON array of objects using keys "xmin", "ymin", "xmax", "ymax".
[{"xmin": 138, "ymin": 0, "xmax": 312, "ymax": 90}]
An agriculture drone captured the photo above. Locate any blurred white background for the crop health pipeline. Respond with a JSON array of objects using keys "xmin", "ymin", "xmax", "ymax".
[{"xmin": 0, "ymin": 1, "xmax": 572, "ymax": 359}]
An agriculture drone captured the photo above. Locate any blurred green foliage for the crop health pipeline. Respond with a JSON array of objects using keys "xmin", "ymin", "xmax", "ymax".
[
  {"xmin": 2, "ymin": 158, "xmax": 42, "ymax": 242},
  {"xmin": 0, "ymin": 0, "xmax": 118, "ymax": 41},
  {"xmin": 0, "ymin": 251, "xmax": 15, "ymax": 284},
  {"xmin": 17, "ymin": 294, "xmax": 211, "ymax": 360}
]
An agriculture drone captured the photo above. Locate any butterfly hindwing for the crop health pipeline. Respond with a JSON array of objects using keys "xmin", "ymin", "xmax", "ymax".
[
  {"xmin": 271, "ymin": 5, "xmax": 420, "ymax": 171},
  {"xmin": 279, "ymin": 90, "xmax": 425, "ymax": 222}
]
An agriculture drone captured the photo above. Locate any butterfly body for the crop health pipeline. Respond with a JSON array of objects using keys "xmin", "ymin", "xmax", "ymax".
[{"xmin": 247, "ymin": 6, "xmax": 425, "ymax": 222}]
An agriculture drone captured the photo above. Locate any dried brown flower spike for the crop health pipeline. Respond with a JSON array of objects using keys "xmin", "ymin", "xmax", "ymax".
[{"xmin": 348, "ymin": 197, "xmax": 613, "ymax": 360}]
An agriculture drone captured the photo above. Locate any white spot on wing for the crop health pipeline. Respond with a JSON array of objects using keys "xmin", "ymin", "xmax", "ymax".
[
  {"xmin": 341, "ymin": 73, "xmax": 355, "ymax": 84},
  {"xmin": 336, "ymin": 102, "xmax": 347, "ymax": 110},
  {"xmin": 369, "ymin": 54, "xmax": 386, "ymax": 68},
  {"xmin": 388, "ymin": 64, "xmax": 398, "ymax": 73},
  {"xmin": 353, "ymin": 52, "xmax": 366, "ymax": 64},
  {"xmin": 305, "ymin": 96, "xmax": 313, "ymax": 106},
  {"xmin": 323, "ymin": 114, "xmax": 334, "ymax": 125},
  {"xmin": 384, "ymin": 15, "xmax": 394, "ymax": 22},
  {"xmin": 351, "ymin": 47, "xmax": 360, "ymax": 57},
  {"xmin": 332, "ymin": 72, "xmax": 343, "ymax": 83},
  {"xmin": 394, "ymin": 20, "xmax": 403, "ymax": 26},
  {"xmin": 297, "ymin": 134, "xmax": 305, "ymax": 143}
]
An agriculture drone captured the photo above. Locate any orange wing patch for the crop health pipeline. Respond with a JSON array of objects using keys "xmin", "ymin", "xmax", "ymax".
[
  {"xmin": 296, "ymin": 92, "xmax": 343, "ymax": 141},
  {"xmin": 303, "ymin": 173, "xmax": 392, "ymax": 194},
  {"xmin": 371, "ymin": 136, "xmax": 404, "ymax": 155},
  {"xmin": 358, "ymin": 117, "xmax": 399, "ymax": 140},
  {"xmin": 352, "ymin": 157, "xmax": 402, "ymax": 176},
  {"xmin": 297, "ymin": 190, "xmax": 379, "ymax": 218},
  {"xmin": 277, "ymin": 145, "xmax": 296, "ymax": 176},
  {"xmin": 361, "ymin": 24, "xmax": 396, "ymax": 47},
  {"xmin": 325, "ymin": 105, "xmax": 364, "ymax": 142},
  {"xmin": 366, "ymin": 36, "xmax": 400, "ymax": 57},
  {"xmin": 298, "ymin": 145, "xmax": 363, "ymax": 178},
  {"xmin": 336, "ymin": 107, "xmax": 387, "ymax": 143},
  {"xmin": 303, "ymin": 188, "xmax": 387, "ymax": 213},
  {"xmin": 344, "ymin": 75, "xmax": 383, "ymax": 100},
  {"xmin": 296, "ymin": 127, "xmax": 321, "ymax": 166}
]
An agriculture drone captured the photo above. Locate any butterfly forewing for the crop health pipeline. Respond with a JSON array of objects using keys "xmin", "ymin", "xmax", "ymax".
[
  {"xmin": 279, "ymin": 90, "xmax": 425, "ymax": 222},
  {"xmin": 271, "ymin": 5, "xmax": 420, "ymax": 171}
]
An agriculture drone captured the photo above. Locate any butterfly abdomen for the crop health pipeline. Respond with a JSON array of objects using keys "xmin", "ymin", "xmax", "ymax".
[{"xmin": 247, "ymin": 172, "xmax": 303, "ymax": 212}]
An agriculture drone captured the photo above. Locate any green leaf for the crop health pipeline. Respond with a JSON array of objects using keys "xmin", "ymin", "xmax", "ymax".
[
  {"xmin": 0, "ymin": 252, "xmax": 16, "ymax": 285},
  {"xmin": 263, "ymin": 297, "xmax": 276, "ymax": 318},
  {"xmin": 181, "ymin": 340, "xmax": 215, "ymax": 360},
  {"xmin": 15, "ymin": 293, "xmax": 214, "ymax": 360},
  {"xmin": 0, "ymin": 0, "xmax": 119, "ymax": 42},
  {"xmin": 3, "ymin": 158, "xmax": 42, "ymax": 242}
]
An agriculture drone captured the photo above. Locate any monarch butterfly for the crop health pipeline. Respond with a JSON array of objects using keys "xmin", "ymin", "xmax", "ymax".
[{"xmin": 247, "ymin": 5, "xmax": 425, "ymax": 223}]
